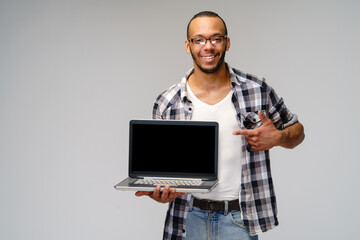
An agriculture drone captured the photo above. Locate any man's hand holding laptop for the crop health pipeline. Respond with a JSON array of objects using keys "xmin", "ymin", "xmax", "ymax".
[{"xmin": 135, "ymin": 185, "xmax": 186, "ymax": 203}]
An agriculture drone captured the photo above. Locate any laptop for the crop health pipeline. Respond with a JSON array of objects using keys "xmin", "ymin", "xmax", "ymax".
[{"xmin": 114, "ymin": 119, "xmax": 219, "ymax": 193}]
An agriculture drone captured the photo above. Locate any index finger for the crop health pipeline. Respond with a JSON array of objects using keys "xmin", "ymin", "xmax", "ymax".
[
  {"xmin": 233, "ymin": 129, "xmax": 253, "ymax": 136},
  {"xmin": 152, "ymin": 185, "xmax": 162, "ymax": 200},
  {"xmin": 160, "ymin": 185, "xmax": 171, "ymax": 202}
]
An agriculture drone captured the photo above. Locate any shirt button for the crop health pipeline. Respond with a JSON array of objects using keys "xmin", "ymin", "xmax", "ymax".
[
  {"xmin": 189, "ymin": 108, "xmax": 192, "ymax": 111},
  {"xmin": 182, "ymin": 229, "xmax": 186, "ymax": 233}
]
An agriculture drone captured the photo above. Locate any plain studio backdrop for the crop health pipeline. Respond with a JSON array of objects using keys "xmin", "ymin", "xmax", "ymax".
[{"xmin": 0, "ymin": 0, "xmax": 359, "ymax": 239}]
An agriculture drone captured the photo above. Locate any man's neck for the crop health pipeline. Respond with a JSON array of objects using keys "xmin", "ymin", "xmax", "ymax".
[
  {"xmin": 187, "ymin": 63, "xmax": 231, "ymax": 105},
  {"xmin": 189, "ymin": 63, "xmax": 230, "ymax": 91}
]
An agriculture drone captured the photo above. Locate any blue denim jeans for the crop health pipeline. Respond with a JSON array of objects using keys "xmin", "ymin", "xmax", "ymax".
[{"xmin": 185, "ymin": 198, "xmax": 258, "ymax": 240}]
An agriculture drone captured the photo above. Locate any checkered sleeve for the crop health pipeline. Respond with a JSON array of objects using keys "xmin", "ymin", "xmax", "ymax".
[
  {"xmin": 153, "ymin": 91, "xmax": 166, "ymax": 120},
  {"xmin": 152, "ymin": 84, "xmax": 184, "ymax": 120},
  {"xmin": 266, "ymin": 85, "xmax": 298, "ymax": 130}
]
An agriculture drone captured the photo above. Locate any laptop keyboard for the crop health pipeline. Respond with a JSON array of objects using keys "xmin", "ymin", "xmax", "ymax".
[{"xmin": 134, "ymin": 179, "xmax": 202, "ymax": 187}]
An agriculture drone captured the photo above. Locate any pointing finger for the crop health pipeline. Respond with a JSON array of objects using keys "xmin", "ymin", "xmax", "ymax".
[{"xmin": 233, "ymin": 129, "xmax": 251, "ymax": 135}]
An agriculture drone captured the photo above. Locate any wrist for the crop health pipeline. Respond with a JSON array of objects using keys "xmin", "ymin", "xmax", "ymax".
[{"xmin": 277, "ymin": 128, "xmax": 289, "ymax": 148}]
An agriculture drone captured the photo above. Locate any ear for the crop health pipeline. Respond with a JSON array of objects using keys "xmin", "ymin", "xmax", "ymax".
[
  {"xmin": 185, "ymin": 40, "xmax": 191, "ymax": 54},
  {"xmin": 225, "ymin": 37, "xmax": 230, "ymax": 51}
]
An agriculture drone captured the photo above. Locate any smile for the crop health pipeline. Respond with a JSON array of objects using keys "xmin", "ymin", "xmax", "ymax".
[{"xmin": 201, "ymin": 55, "xmax": 217, "ymax": 59}]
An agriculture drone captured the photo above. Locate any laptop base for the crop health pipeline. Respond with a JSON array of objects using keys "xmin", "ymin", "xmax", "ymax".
[{"xmin": 114, "ymin": 177, "xmax": 218, "ymax": 193}]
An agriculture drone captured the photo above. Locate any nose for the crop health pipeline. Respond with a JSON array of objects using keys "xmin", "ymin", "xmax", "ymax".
[{"xmin": 203, "ymin": 39, "xmax": 215, "ymax": 50}]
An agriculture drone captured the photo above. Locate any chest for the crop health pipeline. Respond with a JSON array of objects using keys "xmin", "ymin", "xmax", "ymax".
[{"xmin": 190, "ymin": 85, "xmax": 231, "ymax": 106}]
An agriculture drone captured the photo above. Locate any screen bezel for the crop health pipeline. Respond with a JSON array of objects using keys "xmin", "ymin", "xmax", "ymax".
[{"xmin": 128, "ymin": 120, "xmax": 218, "ymax": 180}]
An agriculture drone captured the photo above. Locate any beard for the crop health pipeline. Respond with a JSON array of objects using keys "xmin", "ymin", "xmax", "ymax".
[{"xmin": 189, "ymin": 47, "xmax": 227, "ymax": 74}]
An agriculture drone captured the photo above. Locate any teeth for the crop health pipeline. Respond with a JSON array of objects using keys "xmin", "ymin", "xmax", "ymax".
[{"xmin": 202, "ymin": 56, "xmax": 215, "ymax": 59}]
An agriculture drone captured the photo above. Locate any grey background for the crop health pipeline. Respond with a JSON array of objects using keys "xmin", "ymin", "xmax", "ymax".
[{"xmin": 1, "ymin": 0, "xmax": 359, "ymax": 239}]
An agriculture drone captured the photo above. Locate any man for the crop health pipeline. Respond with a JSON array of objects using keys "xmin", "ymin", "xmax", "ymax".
[{"xmin": 136, "ymin": 11, "xmax": 305, "ymax": 240}]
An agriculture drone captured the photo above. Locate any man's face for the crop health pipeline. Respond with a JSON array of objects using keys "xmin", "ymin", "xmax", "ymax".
[{"xmin": 185, "ymin": 17, "xmax": 230, "ymax": 74}]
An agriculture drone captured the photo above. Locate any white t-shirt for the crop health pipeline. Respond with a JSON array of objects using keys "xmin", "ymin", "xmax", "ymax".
[{"xmin": 187, "ymin": 83, "xmax": 243, "ymax": 201}]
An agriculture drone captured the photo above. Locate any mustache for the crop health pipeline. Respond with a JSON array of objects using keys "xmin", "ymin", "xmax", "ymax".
[{"xmin": 189, "ymin": 47, "xmax": 227, "ymax": 74}]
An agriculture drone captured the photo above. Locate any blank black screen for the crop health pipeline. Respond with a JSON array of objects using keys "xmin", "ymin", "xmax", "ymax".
[{"xmin": 130, "ymin": 121, "xmax": 217, "ymax": 175}]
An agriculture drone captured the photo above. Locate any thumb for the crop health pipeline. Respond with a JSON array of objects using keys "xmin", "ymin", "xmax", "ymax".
[
  {"xmin": 135, "ymin": 191, "xmax": 151, "ymax": 197},
  {"xmin": 258, "ymin": 110, "xmax": 269, "ymax": 123}
]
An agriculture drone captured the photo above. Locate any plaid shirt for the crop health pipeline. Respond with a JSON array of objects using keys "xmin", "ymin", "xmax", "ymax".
[{"xmin": 153, "ymin": 64, "xmax": 298, "ymax": 238}]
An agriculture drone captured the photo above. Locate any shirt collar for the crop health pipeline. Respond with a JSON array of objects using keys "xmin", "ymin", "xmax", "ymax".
[{"xmin": 228, "ymin": 63, "xmax": 244, "ymax": 86}]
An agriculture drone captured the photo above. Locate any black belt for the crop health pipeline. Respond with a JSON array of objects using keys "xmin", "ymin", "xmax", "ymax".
[{"xmin": 193, "ymin": 198, "xmax": 240, "ymax": 212}]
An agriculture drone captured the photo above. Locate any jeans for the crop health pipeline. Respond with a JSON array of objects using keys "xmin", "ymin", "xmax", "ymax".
[{"xmin": 185, "ymin": 198, "xmax": 258, "ymax": 240}]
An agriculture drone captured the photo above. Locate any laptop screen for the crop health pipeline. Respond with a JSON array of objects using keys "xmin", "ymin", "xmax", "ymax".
[{"xmin": 129, "ymin": 120, "xmax": 218, "ymax": 179}]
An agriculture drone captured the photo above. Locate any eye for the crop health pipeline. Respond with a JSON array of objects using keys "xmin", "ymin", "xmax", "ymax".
[
  {"xmin": 212, "ymin": 37, "xmax": 223, "ymax": 43},
  {"xmin": 193, "ymin": 38, "xmax": 205, "ymax": 44}
]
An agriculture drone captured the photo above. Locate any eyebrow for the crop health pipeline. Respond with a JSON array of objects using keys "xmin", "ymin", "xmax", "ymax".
[{"xmin": 190, "ymin": 33, "xmax": 224, "ymax": 38}]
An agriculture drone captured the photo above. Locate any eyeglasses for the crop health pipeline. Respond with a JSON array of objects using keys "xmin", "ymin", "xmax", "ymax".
[{"xmin": 188, "ymin": 35, "xmax": 227, "ymax": 46}]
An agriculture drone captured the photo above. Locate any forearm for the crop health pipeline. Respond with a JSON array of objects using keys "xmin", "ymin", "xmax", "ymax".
[{"xmin": 278, "ymin": 122, "xmax": 305, "ymax": 149}]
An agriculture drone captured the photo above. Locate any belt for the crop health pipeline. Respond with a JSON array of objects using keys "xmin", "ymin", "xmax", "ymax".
[{"xmin": 192, "ymin": 198, "xmax": 240, "ymax": 212}]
